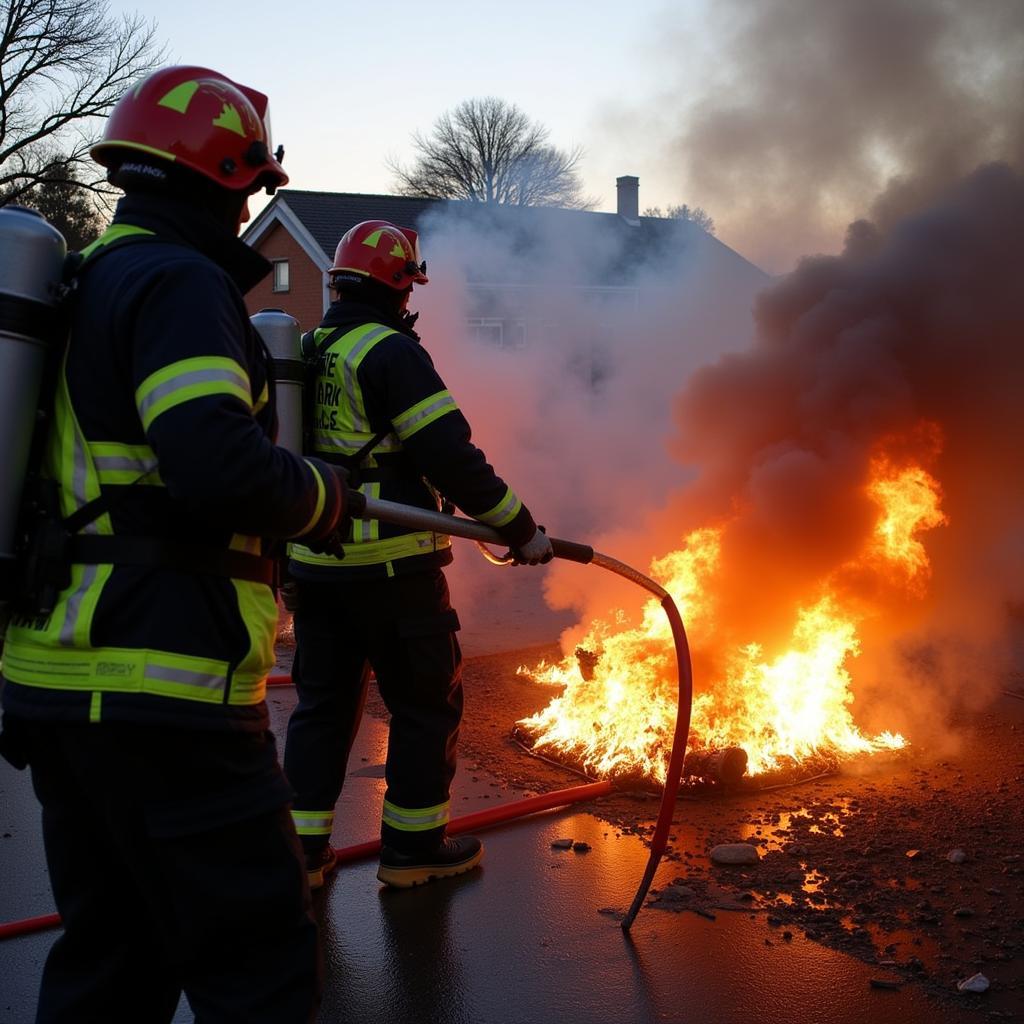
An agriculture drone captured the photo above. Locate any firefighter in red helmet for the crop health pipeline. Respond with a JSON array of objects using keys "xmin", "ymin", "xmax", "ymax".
[
  {"xmin": 0, "ymin": 66, "xmax": 351, "ymax": 1021},
  {"xmin": 284, "ymin": 219, "xmax": 552, "ymax": 889}
]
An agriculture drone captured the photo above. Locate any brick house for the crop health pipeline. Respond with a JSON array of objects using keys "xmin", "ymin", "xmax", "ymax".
[
  {"xmin": 243, "ymin": 192, "xmax": 438, "ymax": 330},
  {"xmin": 241, "ymin": 177, "xmax": 769, "ymax": 341}
]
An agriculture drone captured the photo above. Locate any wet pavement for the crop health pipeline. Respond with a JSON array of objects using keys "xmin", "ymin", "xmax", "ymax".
[{"xmin": 1, "ymin": 680, "xmax": 983, "ymax": 1024}]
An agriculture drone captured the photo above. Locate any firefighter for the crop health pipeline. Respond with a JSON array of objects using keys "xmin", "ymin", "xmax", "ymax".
[
  {"xmin": 0, "ymin": 66, "xmax": 351, "ymax": 1022},
  {"xmin": 284, "ymin": 219, "xmax": 553, "ymax": 889}
]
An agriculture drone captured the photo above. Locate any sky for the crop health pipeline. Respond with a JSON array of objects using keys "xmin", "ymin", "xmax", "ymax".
[
  {"xmin": 105, "ymin": 0, "xmax": 1024, "ymax": 274},
  {"xmin": 106, "ymin": 1, "xmax": 727, "ymax": 251}
]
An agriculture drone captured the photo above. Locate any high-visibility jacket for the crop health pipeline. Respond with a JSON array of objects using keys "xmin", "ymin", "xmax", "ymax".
[
  {"xmin": 289, "ymin": 301, "xmax": 537, "ymax": 580},
  {"xmin": 0, "ymin": 194, "xmax": 344, "ymax": 732}
]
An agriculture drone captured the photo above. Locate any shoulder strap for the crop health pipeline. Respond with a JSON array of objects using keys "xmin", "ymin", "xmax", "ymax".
[
  {"xmin": 55, "ymin": 229, "xmax": 189, "ymax": 537},
  {"xmin": 302, "ymin": 325, "xmax": 348, "ymax": 362},
  {"xmin": 303, "ymin": 324, "xmax": 393, "ymax": 482}
]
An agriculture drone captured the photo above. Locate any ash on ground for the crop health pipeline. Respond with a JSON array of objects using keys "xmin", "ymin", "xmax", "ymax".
[{"xmin": 448, "ymin": 643, "xmax": 1024, "ymax": 1021}]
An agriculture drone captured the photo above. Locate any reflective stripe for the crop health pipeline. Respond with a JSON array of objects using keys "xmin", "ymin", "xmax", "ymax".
[
  {"xmin": 53, "ymin": 368, "xmax": 105, "ymax": 532},
  {"xmin": 352, "ymin": 481, "xmax": 380, "ymax": 544},
  {"xmin": 136, "ymin": 357, "xmax": 252, "ymax": 431},
  {"xmin": 0, "ymin": 641, "xmax": 265, "ymax": 706},
  {"xmin": 292, "ymin": 810, "xmax": 335, "ymax": 836},
  {"xmin": 253, "ymin": 380, "xmax": 269, "ymax": 415},
  {"xmin": 381, "ymin": 799, "xmax": 450, "ymax": 832},
  {"xmin": 48, "ymin": 370, "xmax": 113, "ymax": 646},
  {"xmin": 146, "ymin": 663, "xmax": 224, "ymax": 693},
  {"xmin": 88, "ymin": 441, "xmax": 162, "ymax": 486},
  {"xmin": 291, "ymin": 460, "xmax": 327, "ymax": 538},
  {"xmin": 339, "ymin": 324, "xmax": 394, "ymax": 434},
  {"xmin": 229, "ymin": 576, "xmax": 277, "ymax": 701},
  {"xmin": 59, "ymin": 563, "xmax": 104, "ymax": 647},
  {"xmin": 477, "ymin": 486, "xmax": 523, "ymax": 529},
  {"xmin": 290, "ymin": 530, "xmax": 450, "ymax": 568},
  {"xmin": 392, "ymin": 390, "xmax": 458, "ymax": 441},
  {"xmin": 311, "ymin": 430, "xmax": 403, "ymax": 457},
  {"xmin": 79, "ymin": 223, "xmax": 155, "ymax": 260}
]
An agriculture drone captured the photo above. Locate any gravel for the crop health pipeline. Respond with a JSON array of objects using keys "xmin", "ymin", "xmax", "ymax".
[{"xmin": 354, "ymin": 641, "xmax": 1024, "ymax": 1019}]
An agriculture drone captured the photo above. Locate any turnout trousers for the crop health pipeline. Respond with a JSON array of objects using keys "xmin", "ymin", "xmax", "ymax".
[
  {"xmin": 284, "ymin": 568, "xmax": 463, "ymax": 854},
  {"xmin": 13, "ymin": 719, "xmax": 320, "ymax": 1024}
]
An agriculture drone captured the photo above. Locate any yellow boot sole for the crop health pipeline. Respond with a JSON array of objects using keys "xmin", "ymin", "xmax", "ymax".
[{"xmin": 376, "ymin": 847, "xmax": 483, "ymax": 888}]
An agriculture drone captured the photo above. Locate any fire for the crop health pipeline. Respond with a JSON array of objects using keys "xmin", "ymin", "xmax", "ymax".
[
  {"xmin": 519, "ymin": 430, "xmax": 948, "ymax": 782},
  {"xmin": 865, "ymin": 456, "xmax": 948, "ymax": 592}
]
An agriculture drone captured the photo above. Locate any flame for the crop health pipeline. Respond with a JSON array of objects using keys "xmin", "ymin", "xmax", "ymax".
[
  {"xmin": 865, "ymin": 456, "xmax": 948, "ymax": 593},
  {"xmin": 519, "ymin": 428, "xmax": 949, "ymax": 782}
]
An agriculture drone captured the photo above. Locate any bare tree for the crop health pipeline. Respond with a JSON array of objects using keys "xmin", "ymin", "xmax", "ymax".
[
  {"xmin": 391, "ymin": 97, "xmax": 595, "ymax": 210},
  {"xmin": 0, "ymin": 0, "xmax": 163, "ymax": 205},
  {"xmin": 2, "ymin": 158, "xmax": 102, "ymax": 247},
  {"xmin": 643, "ymin": 202, "xmax": 716, "ymax": 235}
]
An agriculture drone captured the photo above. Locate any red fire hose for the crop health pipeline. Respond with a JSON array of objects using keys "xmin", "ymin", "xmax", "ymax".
[
  {"xmin": 0, "ymin": 782, "xmax": 611, "ymax": 941},
  {"xmin": 0, "ymin": 496, "xmax": 692, "ymax": 940},
  {"xmin": 350, "ymin": 496, "xmax": 694, "ymax": 931}
]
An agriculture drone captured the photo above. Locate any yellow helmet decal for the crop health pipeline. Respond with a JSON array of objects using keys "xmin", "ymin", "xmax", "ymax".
[
  {"xmin": 360, "ymin": 228, "xmax": 408, "ymax": 259},
  {"xmin": 212, "ymin": 102, "xmax": 246, "ymax": 137},
  {"xmin": 157, "ymin": 81, "xmax": 199, "ymax": 113}
]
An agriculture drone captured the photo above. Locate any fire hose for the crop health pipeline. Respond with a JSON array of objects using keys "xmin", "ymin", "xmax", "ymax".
[
  {"xmin": 346, "ymin": 494, "xmax": 694, "ymax": 931},
  {"xmin": 0, "ymin": 495, "xmax": 692, "ymax": 940}
]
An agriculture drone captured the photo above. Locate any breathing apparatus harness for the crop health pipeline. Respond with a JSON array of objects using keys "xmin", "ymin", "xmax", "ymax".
[
  {"xmin": 299, "ymin": 323, "xmax": 406, "ymax": 490},
  {"xmin": 0, "ymin": 210, "xmax": 275, "ymax": 645}
]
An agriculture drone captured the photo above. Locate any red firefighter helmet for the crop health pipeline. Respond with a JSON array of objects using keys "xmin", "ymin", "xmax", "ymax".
[
  {"xmin": 329, "ymin": 220, "xmax": 429, "ymax": 290},
  {"xmin": 91, "ymin": 65, "xmax": 288, "ymax": 194}
]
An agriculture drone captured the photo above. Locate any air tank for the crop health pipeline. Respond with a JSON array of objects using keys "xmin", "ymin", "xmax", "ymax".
[
  {"xmin": 251, "ymin": 308, "xmax": 304, "ymax": 457},
  {"xmin": 0, "ymin": 206, "xmax": 67, "ymax": 601}
]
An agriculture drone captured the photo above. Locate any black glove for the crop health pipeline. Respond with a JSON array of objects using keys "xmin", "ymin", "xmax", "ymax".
[
  {"xmin": 305, "ymin": 529, "xmax": 346, "ymax": 559},
  {"xmin": 301, "ymin": 463, "xmax": 352, "ymax": 559}
]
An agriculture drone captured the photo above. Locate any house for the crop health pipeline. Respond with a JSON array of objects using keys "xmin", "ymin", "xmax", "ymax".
[{"xmin": 241, "ymin": 177, "xmax": 770, "ymax": 347}]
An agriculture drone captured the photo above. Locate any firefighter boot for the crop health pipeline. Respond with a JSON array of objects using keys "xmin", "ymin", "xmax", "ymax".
[
  {"xmin": 306, "ymin": 846, "xmax": 338, "ymax": 890},
  {"xmin": 377, "ymin": 835, "xmax": 483, "ymax": 888}
]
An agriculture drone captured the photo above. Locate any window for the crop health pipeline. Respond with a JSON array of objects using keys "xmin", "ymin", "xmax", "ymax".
[
  {"xmin": 507, "ymin": 319, "xmax": 527, "ymax": 350},
  {"xmin": 272, "ymin": 259, "xmax": 290, "ymax": 293},
  {"xmin": 466, "ymin": 318, "xmax": 503, "ymax": 347},
  {"xmin": 466, "ymin": 318, "xmax": 529, "ymax": 350}
]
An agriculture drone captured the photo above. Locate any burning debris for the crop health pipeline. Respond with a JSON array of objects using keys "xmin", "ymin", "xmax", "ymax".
[
  {"xmin": 510, "ymin": 165, "xmax": 1024, "ymax": 799},
  {"xmin": 513, "ymin": 717, "xmax": 749, "ymax": 789},
  {"xmin": 515, "ymin": 462, "xmax": 923, "ymax": 787}
]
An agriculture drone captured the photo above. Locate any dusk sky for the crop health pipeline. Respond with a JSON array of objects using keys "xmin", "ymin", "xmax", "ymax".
[
  {"xmin": 108, "ymin": 2, "xmax": 710, "ymax": 238},
  {"xmin": 106, "ymin": 0, "xmax": 1024, "ymax": 273}
]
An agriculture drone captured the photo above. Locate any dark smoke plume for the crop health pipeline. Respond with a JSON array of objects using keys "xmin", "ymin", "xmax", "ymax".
[
  {"xmin": 671, "ymin": 0, "xmax": 1024, "ymax": 270},
  {"xmin": 663, "ymin": 162, "xmax": 1024, "ymax": 734}
]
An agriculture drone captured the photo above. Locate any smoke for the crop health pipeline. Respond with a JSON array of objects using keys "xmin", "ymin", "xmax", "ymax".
[
  {"xmin": 654, "ymin": 0, "xmax": 1024, "ymax": 272},
  {"xmin": 411, "ymin": 168, "xmax": 1024, "ymax": 739},
  {"xmin": 643, "ymin": 164, "xmax": 1024, "ymax": 738},
  {"xmin": 409, "ymin": 205, "xmax": 767, "ymax": 653},
  {"xmin": 399, "ymin": 2, "xmax": 1024, "ymax": 739}
]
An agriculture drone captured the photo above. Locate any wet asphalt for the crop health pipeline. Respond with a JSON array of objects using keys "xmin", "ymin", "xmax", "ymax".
[{"xmin": 1, "ymin": 678, "xmax": 979, "ymax": 1024}]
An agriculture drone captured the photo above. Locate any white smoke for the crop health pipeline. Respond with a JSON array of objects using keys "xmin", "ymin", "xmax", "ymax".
[{"xmin": 409, "ymin": 203, "xmax": 768, "ymax": 654}]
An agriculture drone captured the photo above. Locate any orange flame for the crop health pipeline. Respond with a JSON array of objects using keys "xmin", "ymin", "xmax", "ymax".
[
  {"xmin": 865, "ymin": 457, "xmax": 948, "ymax": 593},
  {"xmin": 519, "ymin": 427, "xmax": 949, "ymax": 781}
]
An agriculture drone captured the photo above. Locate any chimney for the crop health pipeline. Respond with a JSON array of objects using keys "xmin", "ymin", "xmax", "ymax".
[{"xmin": 616, "ymin": 175, "xmax": 639, "ymax": 220}]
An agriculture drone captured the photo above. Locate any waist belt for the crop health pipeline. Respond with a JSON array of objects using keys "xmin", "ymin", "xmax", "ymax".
[
  {"xmin": 69, "ymin": 536, "xmax": 277, "ymax": 586},
  {"xmin": 317, "ymin": 451, "xmax": 414, "ymax": 484}
]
